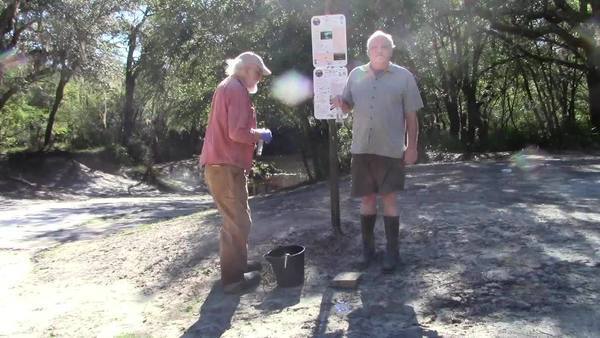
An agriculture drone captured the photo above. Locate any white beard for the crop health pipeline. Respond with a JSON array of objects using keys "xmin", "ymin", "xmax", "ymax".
[{"xmin": 248, "ymin": 83, "xmax": 258, "ymax": 94}]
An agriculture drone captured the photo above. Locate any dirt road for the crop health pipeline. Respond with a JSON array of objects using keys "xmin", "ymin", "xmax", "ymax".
[
  {"xmin": 0, "ymin": 194, "xmax": 212, "ymax": 337},
  {"xmin": 0, "ymin": 195, "xmax": 212, "ymax": 250},
  {"xmin": 1, "ymin": 152, "xmax": 599, "ymax": 337}
]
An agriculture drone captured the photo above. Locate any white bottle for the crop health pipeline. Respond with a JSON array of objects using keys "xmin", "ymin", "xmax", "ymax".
[{"xmin": 256, "ymin": 139, "xmax": 264, "ymax": 156}]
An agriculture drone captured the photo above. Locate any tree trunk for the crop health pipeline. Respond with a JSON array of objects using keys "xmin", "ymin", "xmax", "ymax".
[
  {"xmin": 432, "ymin": 34, "xmax": 460, "ymax": 139},
  {"xmin": 587, "ymin": 66, "xmax": 600, "ymax": 130},
  {"xmin": 311, "ymin": 124, "xmax": 328, "ymax": 181},
  {"xmin": 121, "ymin": 25, "xmax": 140, "ymax": 146},
  {"xmin": 567, "ymin": 72, "xmax": 580, "ymax": 127},
  {"xmin": 44, "ymin": 69, "xmax": 71, "ymax": 148},
  {"xmin": 120, "ymin": 10, "xmax": 150, "ymax": 146},
  {"xmin": 0, "ymin": 87, "xmax": 18, "ymax": 111},
  {"xmin": 460, "ymin": 111, "xmax": 468, "ymax": 144},
  {"xmin": 445, "ymin": 97, "xmax": 460, "ymax": 138},
  {"xmin": 300, "ymin": 148, "xmax": 314, "ymax": 182},
  {"xmin": 463, "ymin": 83, "xmax": 481, "ymax": 145},
  {"xmin": 480, "ymin": 108, "xmax": 488, "ymax": 143},
  {"xmin": 299, "ymin": 106, "xmax": 315, "ymax": 181},
  {"xmin": 584, "ymin": 0, "xmax": 600, "ymax": 129},
  {"xmin": 0, "ymin": 0, "xmax": 20, "ymax": 50},
  {"xmin": 122, "ymin": 70, "xmax": 136, "ymax": 145}
]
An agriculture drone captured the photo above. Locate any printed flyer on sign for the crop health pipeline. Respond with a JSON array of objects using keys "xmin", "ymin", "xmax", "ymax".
[{"xmin": 313, "ymin": 67, "xmax": 348, "ymax": 120}]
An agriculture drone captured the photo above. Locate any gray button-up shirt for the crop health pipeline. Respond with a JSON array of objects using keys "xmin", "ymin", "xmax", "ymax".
[{"xmin": 342, "ymin": 63, "xmax": 424, "ymax": 159}]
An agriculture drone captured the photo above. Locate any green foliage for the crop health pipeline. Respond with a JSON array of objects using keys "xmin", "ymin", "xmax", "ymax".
[
  {"xmin": 423, "ymin": 129, "xmax": 468, "ymax": 153},
  {"xmin": 250, "ymin": 160, "xmax": 282, "ymax": 181},
  {"xmin": 337, "ymin": 121, "xmax": 353, "ymax": 172},
  {"xmin": 105, "ymin": 142, "xmax": 134, "ymax": 166},
  {"xmin": 0, "ymin": 94, "xmax": 47, "ymax": 150},
  {"xmin": 2, "ymin": 0, "xmax": 599, "ymax": 161}
]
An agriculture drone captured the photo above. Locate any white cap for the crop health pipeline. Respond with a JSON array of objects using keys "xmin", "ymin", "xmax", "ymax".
[{"xmin": 236, "ymin": 51, "xmax": 271, "ymax": 76}]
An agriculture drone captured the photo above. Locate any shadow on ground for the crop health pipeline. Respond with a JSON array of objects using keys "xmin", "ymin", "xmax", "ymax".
[{"xmin": 182, "ymin": 282, "xmax": 241, "ymax": 338}]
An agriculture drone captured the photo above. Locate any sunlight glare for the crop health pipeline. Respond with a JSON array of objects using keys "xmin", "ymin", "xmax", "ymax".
[{"xmin": 271, "ymin": 70, "xmax": 313, "ymax": 106}]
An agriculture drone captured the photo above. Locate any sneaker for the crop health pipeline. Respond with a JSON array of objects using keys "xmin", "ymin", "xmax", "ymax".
[
  {"xmin": 246, "ymin": 260, "xmax": 262, "ymax": 272},
  {"xmin": 223, "ymin": 271, "xmax": 261, "ymax": 294}
]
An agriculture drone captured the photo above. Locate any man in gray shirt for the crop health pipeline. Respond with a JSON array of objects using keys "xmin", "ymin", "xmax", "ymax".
[{"xmin": 332, "ymin": 30, "xmax": 424, "ymax": 273}]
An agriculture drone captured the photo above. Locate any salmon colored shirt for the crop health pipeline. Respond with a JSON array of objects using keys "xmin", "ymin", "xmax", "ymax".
[{"xmin": 199, "ymin": 76, "xmax": 257, "ymax": 170}]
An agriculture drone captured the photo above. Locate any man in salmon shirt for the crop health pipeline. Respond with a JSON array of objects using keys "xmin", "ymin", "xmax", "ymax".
[{"xmin": 199, "ymin": 51, "xmax": 273, "ymax": 294}]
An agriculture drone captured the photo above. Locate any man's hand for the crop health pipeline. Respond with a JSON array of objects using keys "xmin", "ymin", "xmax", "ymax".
[
  {"xmin": 404, "ymin": 147, "xmax": 418, "ymax": 165},
  {"xmin": 330, "ymin": 95, "xmax": 349, "ymax": 112},
  {"xmin": 253, "ymin": 128, "xmax": 272, "ymax": 143}
]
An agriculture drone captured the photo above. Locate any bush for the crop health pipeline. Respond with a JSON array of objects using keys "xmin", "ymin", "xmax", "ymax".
[
  {"xmin": 250, "ymin": 160, "xmax": 282, "ymax": 180},
  {"xmin": 0, "ymin": 95, "xmax": 47, "ymax": 151},
  {"xmin": 422, "ymin": 129, "xmax": 466, "ymax": 153},
  {"xmin": 105, "ymin": 143, "xmax": 134, "ymax": 166}
]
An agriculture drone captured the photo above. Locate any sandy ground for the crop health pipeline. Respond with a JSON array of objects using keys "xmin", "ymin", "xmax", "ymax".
[{"xmin": 1, "ymin": 152, "xmax": 599, "ymax": 337}]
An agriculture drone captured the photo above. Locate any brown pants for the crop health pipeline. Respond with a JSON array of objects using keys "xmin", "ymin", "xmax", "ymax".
[{"xmin": 204, "ymin": 164, "xmax": 251, "ymax": 285}]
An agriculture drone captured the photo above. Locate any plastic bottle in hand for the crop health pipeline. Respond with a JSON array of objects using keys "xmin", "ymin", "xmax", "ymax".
[{"xmin": 256, "ymin": 139, "xmax": 264, "ymax": 156}]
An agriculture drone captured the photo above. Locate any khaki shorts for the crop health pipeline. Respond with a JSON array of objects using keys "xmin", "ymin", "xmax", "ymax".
[{"xmin": 351, "ymin": 154, "xmax": 405, "ymax": 197}]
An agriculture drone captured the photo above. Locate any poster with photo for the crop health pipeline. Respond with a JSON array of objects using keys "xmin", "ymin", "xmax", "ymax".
[{"xmin": 311, "ymin": 14, "xmax": 347, "ymax": 67}]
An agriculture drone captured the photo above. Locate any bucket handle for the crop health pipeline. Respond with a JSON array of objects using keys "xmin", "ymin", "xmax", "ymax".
[{"xmin": 284, "ymin": 253, "xmax": 290, "ymax": 269}]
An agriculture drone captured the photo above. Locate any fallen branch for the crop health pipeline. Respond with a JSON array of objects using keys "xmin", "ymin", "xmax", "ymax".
[{"xmin": 7, "ymin": 175, "xmax": 37, "ymax": 187}]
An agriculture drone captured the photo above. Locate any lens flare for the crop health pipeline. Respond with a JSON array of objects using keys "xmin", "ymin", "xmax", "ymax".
[
  {"xmin": 510, "ymin": 146, "xmax": 545, "ymax": 174},
  {"xmin": 0, "ymin": 49, "xmax": 15, "ymax": 59},
  {"xmin": 0, "ymin": 48, "xmax": 29, "ymax": 74},
  {"xmin": 271, "ymin": 70, "xmax": 313, "ymax": 106}
]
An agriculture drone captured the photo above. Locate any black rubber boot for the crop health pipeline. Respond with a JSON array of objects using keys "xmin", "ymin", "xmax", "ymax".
[
  {"xmin": 382, "ymin": 216, "xmax": 400, "ymax": 273},
  {"xmin": 359, "ymin": 214, "xmax": 377, "ymax": 269}
]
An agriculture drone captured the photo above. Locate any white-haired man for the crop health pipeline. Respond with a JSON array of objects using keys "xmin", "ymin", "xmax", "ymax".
[
  {"xmin": 332, "ymin": 31, "xmax": 424, "ymax": 273},
  {"xmin": 200, "ymin": 51, "xmax": 273, "ymax": 293}
]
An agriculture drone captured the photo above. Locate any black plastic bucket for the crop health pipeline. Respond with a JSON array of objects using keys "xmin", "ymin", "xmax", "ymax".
[{"xmin": 264, "ymin": 245, "xmax": 305, "ymax": 287}]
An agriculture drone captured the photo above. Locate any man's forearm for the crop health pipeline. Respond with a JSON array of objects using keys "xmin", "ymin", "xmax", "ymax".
[{"xmin": 406, "ymin": 112, "xmax": 418, "ymax": 149}]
